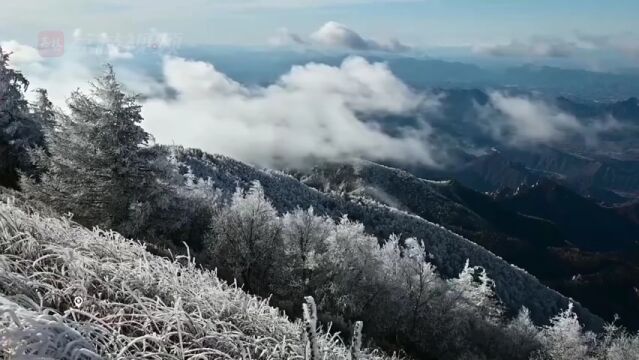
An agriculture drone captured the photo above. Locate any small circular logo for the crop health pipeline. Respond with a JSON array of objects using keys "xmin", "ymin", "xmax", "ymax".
[{"xmin": 74, "ymin": 296, "xmax": 84, "ymax": 308}]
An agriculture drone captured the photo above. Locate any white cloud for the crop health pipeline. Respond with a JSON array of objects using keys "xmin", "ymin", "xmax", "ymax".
[
  {"xmin": 142, "ymin": 56, "xmax": 436, "ymax": 167},
  {"xmin": 106, "ymin": 44, "xmax": 134, "ymax": 60},
  {"xmin": 0, "ymin": 40, "xmax": 165, "ymax": 108},
  {"xmin": 476, "ymin": 33, "xmax": 639, "ymax": 61},
  {"xmin": 268, "ymin": 28, "xmax": 308, "ymax": 47},
  {"xmin": 271, "ymin": 21, "xmax": 411, "ymax": 52},
  {"xmin": 485, "ymin": 93, "xmax": 583, "ymax": 143},
  {"xmin": 576, "ymin": 33, "xmax": 639, "ymax": 59},
  {"xmin": 0, "ymin": 40, "xmax": 43, "ymax": 66},
  {"xmin": 475, "ymin": 38, "xmax": 579, "ymax": 58},
  {"xmin": 310, "ymin": 22, "xmax": 371, "ymax": 50},
  {"xmin": 0, "ymin": 41, "xmax": 80, "ymax": 104},
  {"xmin": 478, "ymin": 92, "xmax": 621, "ymax": 146}
]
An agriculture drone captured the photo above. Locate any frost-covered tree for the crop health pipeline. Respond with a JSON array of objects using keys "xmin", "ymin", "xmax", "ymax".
[
  {"xmin": 535, "ymin": 303, "xmax": 596, "ymax": 360},
  {"xmin": 280, "ymin": 207, "xmax": 333, "ymax": 301},
  {"xmin": 376, "ymin": 236, "xmax": 444, "ymax": 338},
  {"xmin": 0, "ymin": 47, "xmax": 43, "ymax": 188},
  {"xmin": 397, "ymin": 238, "xmax": 441, "ymax": 333},
  {"xmin": 30, "ymin": 88, "xmax": 56, "ymax": 137},
  {"xmin": 155, "ymin": 164, "xmax": 221, "ymax": 250},
  {"xmin": 22, "ymin": 65, "xmax": 170, "ymax": 234},
  {"xmin": 505, "ymin": 307, "xmax": 542, "ymax": 356},
  {"xmin": 317, "ymin": 216, "xmax": 383, "ymax": 319},
  {"xmin": 449, "ymin": 259, "xmax": 503, "ymax": 322},
  {"xmin": 208, "ymin": 181, "xmax": 284, "ymax": 295},
  {"xmin": 595, "ymin": 321, "xmax": 639, "ymax": 360}
]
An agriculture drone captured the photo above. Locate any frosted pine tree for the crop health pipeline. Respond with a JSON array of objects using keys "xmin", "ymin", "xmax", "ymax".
[
  {"xmin": 30, "ymin": 89, "xmax": 56, "ymax": 137},
  {"xmin": 0, "ymin": 47, "xmax": 43, "ymax": 188},
  {"xmin": 22, "ymin": 65, "xmax": 169, "ymax": 234}
]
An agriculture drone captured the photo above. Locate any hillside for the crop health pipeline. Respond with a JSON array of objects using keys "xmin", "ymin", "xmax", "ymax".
[
  {"xmin": 0, "ymin": 191, "xmax": 397, "ymax": 359},
  {"xmin": 176, "ymin": 148, "xmax": 602, "ymax": 329},
  {"xmin": 295, "ymin": 159, "xmax": 639, "ymax": 329},
  {"xmin": 299, "ymin": 160, "xmax": 564, "ymax": 248}
]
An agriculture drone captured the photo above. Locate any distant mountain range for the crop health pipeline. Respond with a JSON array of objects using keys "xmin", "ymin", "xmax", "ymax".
[
  {"xmin": 494, "ymin": 180, "xmax": 639, "ymax": 252},
  {"xmin": 375, "ymin": 88, "xmax": 639, "ymax": 205},
  {"xmin": 451, "ymin": 148, "xmax": 639, "ymax": 205}
]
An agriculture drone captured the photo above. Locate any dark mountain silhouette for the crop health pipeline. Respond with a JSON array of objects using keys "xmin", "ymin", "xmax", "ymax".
[
  {"xmin": 452, "ymin": 150, "xmax": 541, "ymax": 193},
  {"xmin": 495, "ymin": 180, "xmax": 639, "ymax": 252},
  {"xmin": 429, "ymin": 145, "xmax": 639, "ymax": 205},
  {"xmin": 615, "ymin": 200, "xmax": 639, "ymax": 225}
]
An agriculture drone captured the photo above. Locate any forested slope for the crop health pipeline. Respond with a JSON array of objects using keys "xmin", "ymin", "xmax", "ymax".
[{"xmin": 177, "ymin": 148, "xmax": 602, "ymax": 329}]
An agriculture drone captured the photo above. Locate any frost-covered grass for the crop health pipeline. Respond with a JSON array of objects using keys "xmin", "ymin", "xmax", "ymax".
[{"xmin": 0, "ymin": 197, "xmax": 400, "ymax": 359}]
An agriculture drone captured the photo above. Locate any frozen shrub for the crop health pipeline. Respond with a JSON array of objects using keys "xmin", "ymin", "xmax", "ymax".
[
  {"xmin": 535, "ymin": 303, "xmax": 596, "ymax": 360},
  {"xmin": 449, "ymin": 259, "xmax": 504, "ymax": 322},
  {"xmin": 208, "ymin": 181, "xmax": 284, "ymax": 295},
  {"xmin": 281, "ymin": 208, "xmax": 332, "ymax": 292}
]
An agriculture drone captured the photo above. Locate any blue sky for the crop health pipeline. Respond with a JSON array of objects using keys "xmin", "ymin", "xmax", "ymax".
[
  {"xmin": 269, "ymin": 0, "xmax": 639, "ymax": 46},
  {"xmin": 1, "ymin": 0, "xmax": 638, "ymax": 47}
]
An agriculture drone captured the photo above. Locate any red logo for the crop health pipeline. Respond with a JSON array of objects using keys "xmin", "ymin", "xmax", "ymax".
[{"xmin": 38, "ymin": 31, "xmax": 65, "ymax": 57}]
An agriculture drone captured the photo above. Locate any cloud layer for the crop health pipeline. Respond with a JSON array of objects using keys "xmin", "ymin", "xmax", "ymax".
[
  {"xmin": 2, "ymin": 40, "xmax": 433, "ymax": 168},
  {"xmin": 577, "ymin": 33, "xmax": 639, "ymax": 59},
  {"xmin": 475, "ymin": 38, "xmax": 579, "ymax": 58},
  {"xmin": 476, "ymin": 33, "xmax": 639, "ymax": 61},
  {"xmin": 142, "ymin": 56, "xmax": 435, "ymax": 166},
  {"xmin": 3, "ymin": 39, "xmax": 625, "ymax": 169}
]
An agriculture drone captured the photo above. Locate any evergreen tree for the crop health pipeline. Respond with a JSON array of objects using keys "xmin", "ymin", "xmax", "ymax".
[
  {"xmin": 30, "ymin": 88, "xmax": 56, "ymax": 137},
  {"xmin": 0, "ymin": 47, "xmax": 43, "ymax": 188},
  {"xmin": 23, "ymin": 65, "xmax": 169, "ymax": 234}
]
